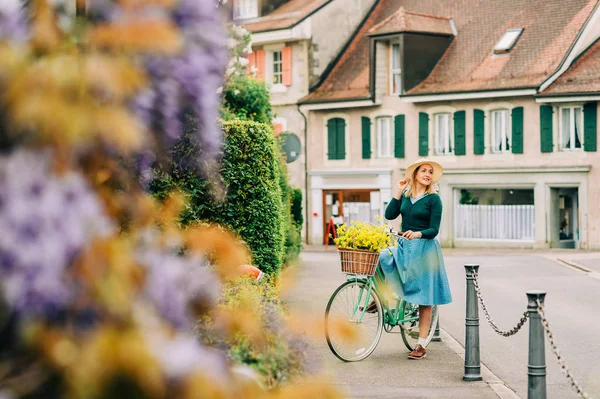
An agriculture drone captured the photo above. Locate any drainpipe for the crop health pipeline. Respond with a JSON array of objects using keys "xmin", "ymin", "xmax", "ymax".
[{"xmin": 297, "ymin": 104, "xmax": 309, "ymax": 244}]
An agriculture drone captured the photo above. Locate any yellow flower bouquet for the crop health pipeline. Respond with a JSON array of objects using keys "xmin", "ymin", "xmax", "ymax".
[
  {"xmin": 334, "ymin": 221, "xmax": 395, "ymax": 275},
  {"xmin": 334, "ymin": 221, "xmax": 395, "ymax": 252}
]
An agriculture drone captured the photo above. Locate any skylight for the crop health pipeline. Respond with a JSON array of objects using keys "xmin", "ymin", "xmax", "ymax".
[{"xmin": 493, "ymin": 29, "xmax": 523, "ymax": 54}]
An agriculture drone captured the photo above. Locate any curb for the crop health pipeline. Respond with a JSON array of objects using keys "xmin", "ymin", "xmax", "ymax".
[
  {"xmin": 552, "ymin": 258, "xmax": 600, "ymax": 281},
  {"xmin": 439, "ymin": 328, "xmax": 522, "ymax": 399}
]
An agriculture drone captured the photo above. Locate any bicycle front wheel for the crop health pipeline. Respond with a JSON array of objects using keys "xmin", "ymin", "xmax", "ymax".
[
  {"xmin": 399, "ymin": 301, "xmax": 439, "ymax": 351},
  {"xmin": 325, "ymin": 280, "xmax": 383, "ymax": 362}
]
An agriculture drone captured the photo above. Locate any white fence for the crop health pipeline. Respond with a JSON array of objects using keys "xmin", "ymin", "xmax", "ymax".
[{"xmin": 455, "ymin": 204, "xmax": 535, "ymax": 240}]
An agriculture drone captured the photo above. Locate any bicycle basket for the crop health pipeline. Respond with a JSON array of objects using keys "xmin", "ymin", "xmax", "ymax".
[{"xmin": 337, "ymin": 248, "xmax": 380, "ymax": 275}]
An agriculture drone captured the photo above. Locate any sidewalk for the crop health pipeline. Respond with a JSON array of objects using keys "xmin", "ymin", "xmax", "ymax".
[{"xmin": 286, "ymin": 251, "xmax": 518, "ymax": 399}]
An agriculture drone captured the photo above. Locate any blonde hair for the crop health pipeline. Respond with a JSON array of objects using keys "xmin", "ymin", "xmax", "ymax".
[{"xmin": 405, "ymin": 165, "xmax": 437, "ymax": 198}]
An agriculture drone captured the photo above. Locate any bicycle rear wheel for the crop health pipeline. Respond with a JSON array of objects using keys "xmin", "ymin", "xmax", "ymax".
[
  {"xmin": 325, "ymin": 280, "xmax": 383, "ymax": 362},
  {"xmin": 399, "ymin": 301, "xmax": 439, "ymax": 351}
]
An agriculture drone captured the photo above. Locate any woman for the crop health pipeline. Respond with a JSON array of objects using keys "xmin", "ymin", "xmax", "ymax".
[{"xmin": 380, "ymin": 158, "xmax": 452, "ymax": 360}]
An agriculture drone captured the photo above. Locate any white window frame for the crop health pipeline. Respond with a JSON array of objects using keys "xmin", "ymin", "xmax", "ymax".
[
  {"xmin": 376, "ymin": 116, "xmax": 393, "ymax": 158},
  {"xmin": 233, "ymin": 0, "xmax": 258, "ymax": 19},
  {"xmin": 434, "ymin": 113, "xmax": 453, "ymax": 155},
  {"xmin": 264, "ymin": 44, "xmax": 286, "ymax": 93},
  {"xmin": 490, "ymin": 109, "xmax": 511, "ymax": 153},
  {"xmin": 272, "ymin": 50, "xmax": 283, "ymax": 85},
  {"xmin": 389, "ymin": 43, "xmax": 401, "ymax": 95},
  {"xmin": 558, "ymin": 106, "xmax": 584, "ymax": 151}
]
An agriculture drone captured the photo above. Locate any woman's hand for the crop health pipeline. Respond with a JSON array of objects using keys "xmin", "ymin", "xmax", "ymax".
[
  {"xmin": 393, "ymin": 178, "xmax": 411, "ymax": 199},
  {"xmin": 402, "ymin": 230, "xmax": 422, "ymax": 240}
]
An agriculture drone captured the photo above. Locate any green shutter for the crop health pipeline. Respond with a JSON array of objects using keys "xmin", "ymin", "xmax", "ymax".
[
  {"xmin": 327, "ymin": 118, "xmax": 336, "ymax": 160},
  {"xmin": 336, "ymin": 118, "xmax": 346, "ymax": 160},
  {"xmin": 394, "ymin": 114, "xmax": 405, "ymax": 158},
  {"xmin": 361, "ymin": 116, "xmax": 371, "ymax": 159},
  {"xmin": 473, "ymin": 109, "xmax": 485, "ymax": 155},
  {"xmin": 418, "ymin": 112, "xmax": 429, "ymax": 156},
  {"xmin": 540, "ymin": 105, "xmax": 553, "ymax": 153},
  {"xmin": 454, "ymin": 111, "xmax": 466, "ymax": 155},
  {"xmin": 511, "ymin": 106, "xmax": 524, "ymax": 154},
  {"xmin": 584, "ymin": 102, "xmax": 597, "ymax": 152}
]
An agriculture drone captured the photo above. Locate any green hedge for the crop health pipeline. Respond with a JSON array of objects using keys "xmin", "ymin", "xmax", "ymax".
[
  {"xmin": 151, "ymin": 120, "xmax": 285, "ymax": 274},
  {"xmin": 221, "ymin": 75, "xmax": 272, "ymax": 124},
  {"xmin": 275, "ymin": 139, "xmax": 303, "ymax": 265}
]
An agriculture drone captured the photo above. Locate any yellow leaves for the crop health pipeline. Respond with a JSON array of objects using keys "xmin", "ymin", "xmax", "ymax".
[
  {"xmin": 88, "ymin": 20, "xmax": 183, "ymax": 55},
  {"xmin": 30, "ymin": 0, "xmax": 64, "ymax": 53},
  {"xmin": 270, "ymin": 379, "xmax": 346, "ymax": 399},
  {"xmin": 74, "ymin": 236, "xmax": 143, "ymax": 317},
  {"xmin": 286, "ymin": 312, "xmax": 359, "ymax": 344},
  {"xmin": 2, "ymin": 52, "xmax": 147, "ymax": 153},
  {"xmin": 184, "ymin": 224, "xmax": 252, "ymax": 280},
  {"xmin": 35, "ymin": 325, "xmax": 165, "ymax": 399}
]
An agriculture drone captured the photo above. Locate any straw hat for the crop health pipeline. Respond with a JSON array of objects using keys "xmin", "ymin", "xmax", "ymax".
[{"xmin": 404, "ymin": 158, "xmax": 443, "ymax": 184}]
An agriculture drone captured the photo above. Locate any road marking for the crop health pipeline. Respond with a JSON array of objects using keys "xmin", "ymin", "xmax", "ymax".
[{"xmin": 439, "ymin": 328, "xmax": 522, "ymax": 399}]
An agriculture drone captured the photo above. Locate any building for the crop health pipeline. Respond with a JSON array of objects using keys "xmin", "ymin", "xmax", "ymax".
[
  {"xmin": 298, "ymin": 0, "xmax": 600, "ymax": 250},
  {"xmin": 234, "ymin": 0, "xmax": 376, "ymax": 225}
]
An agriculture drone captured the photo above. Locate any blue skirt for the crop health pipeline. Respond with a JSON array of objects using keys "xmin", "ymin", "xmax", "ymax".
[{"xmin": 379, "ymin": 238, "xmax": 452, "ymax": 306}]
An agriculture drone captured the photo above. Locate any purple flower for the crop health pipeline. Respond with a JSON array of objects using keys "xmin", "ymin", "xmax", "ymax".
[
  {"xmin": 0, "ymin": 149, "xmax": 113, "ymax": 317},
  {"xmin": 0, "ymin": 0, "xmax": 28, "ymax": 44},
  {"xmin": 146, "ymin": 331, "xmax": 229, "ymax": 381},
  {"xmin": 135, "ymin": 243, "xmax": 221, "ymax": 329},
  {"xmin": 134, "ymin": 0, "xmax": 228, "ymax": 165}
]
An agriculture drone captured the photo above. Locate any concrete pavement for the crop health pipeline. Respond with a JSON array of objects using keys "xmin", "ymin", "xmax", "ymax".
[{"xmin": 284, "ymin": 251, "xmax": 514, "ymax": 399}]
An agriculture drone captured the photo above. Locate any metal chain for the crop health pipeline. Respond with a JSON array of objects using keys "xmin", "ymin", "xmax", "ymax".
[
  {"xmin": 536, "ymin": 299, "xmax": 591, "ymax": 399},
  {"xmin": 471, "ymin": 270, "xmax": 529, "ymax": 337}
]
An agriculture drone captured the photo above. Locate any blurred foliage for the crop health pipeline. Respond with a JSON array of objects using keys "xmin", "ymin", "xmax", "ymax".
[{"xmin": 0, "ymin": 1, "xmax": 340, "ymax": 398}]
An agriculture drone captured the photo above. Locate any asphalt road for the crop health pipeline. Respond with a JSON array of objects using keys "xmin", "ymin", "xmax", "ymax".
[{"xmin": 290, "ymin": 249, "xmax": 600, "ymax": 399}]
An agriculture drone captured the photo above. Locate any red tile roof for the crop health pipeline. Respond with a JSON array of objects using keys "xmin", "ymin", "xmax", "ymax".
[
  {"xmin": 301, "ymin": 0, "xmax": 597, "ymax": 103},
  {"xmin": 242, "ymin": 0, "xmax": 331, "ymax": 33},
  {"xmin": 539, "ymin": 38, "xmax": 600, "ymax": 95},
  {"xmin": 367, "ymin": 7, "xmax": 454, "ymax": 36}
]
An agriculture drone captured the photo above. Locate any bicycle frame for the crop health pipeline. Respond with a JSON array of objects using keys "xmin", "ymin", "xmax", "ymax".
[{"xmin": 347, "ymin": 264, "xmax": 418, "ymax": 328}]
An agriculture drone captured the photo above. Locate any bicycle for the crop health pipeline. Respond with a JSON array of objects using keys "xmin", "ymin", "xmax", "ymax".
[{"xmin": 324, "ymin": 231, "xmax": 439, "ymax": 362}]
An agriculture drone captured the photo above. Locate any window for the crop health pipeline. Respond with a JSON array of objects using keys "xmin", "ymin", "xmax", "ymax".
[
  {"xmin": 493, "ymin": 29, "xmax": 523, "ymax": 54},
  {"xmin": 390, "ymin": 43, "xmax": 401, "ymax": 94},
  {"xmin": 559, "ymin": 106, "xmax": 583, "ymax": 150},
  {"xmin": 491, "ymin": 110, "xmax": 511, "ymax": 153},
  {"xmin": 272, "ymin": 50, "xmax": 283, "ymax": 85},
  {"xmin": 376, "ymin": 116, "xmax": 393, "ymax": 158},
  {"xmin": 233, "ymin": 0, "xmax": 258, "ymax": 19},
  {"xmin": 434, "ymin": 113, "xmax": 453, "ymax": 155}
]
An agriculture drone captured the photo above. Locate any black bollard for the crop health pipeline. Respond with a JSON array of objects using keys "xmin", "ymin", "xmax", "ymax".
[
  {"xmin": 527, "ymin": 291, "xmax": 547, "ymax": 399},
  {"xmin": 463, "ymin": 264, "xmax": 482, "ymax": 381}
]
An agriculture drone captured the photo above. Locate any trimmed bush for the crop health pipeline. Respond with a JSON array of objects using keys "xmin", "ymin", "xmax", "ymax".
[
  {"xmin": 221, "ymin": 75, "xmax": 272, "ymax": 124},
  {"xmin": 275, "ymin": 143, "xmax": 302, "ymax": 265},
  {"xmin": 151, "ymin": 120, "xmax": 285, "ymax": 274}
]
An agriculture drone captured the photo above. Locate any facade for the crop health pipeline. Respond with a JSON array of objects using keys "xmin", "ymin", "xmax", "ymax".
[
  {"xmin": 235, "ymin": 0, "xmax": 376, "ymax": 213},
  {"xmin": 299, "ymin": 0, "xmax": 600, "ymax": 250}
]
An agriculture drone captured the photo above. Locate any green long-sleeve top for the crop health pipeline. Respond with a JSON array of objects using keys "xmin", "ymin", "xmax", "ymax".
[{"xmin": 384, "ymin": 193, "xmax": 443, "ymax": 239}]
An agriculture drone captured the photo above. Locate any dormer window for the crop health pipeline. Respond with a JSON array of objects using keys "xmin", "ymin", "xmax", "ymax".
[
  {"xmin": 493, "ymin": 29, "xmax": 523, "ymax": 54},
  {"xmin": 390, "ymin": 43, "xmax": 401, "ymax": 95},
  {"xmin": 234, "ymin": 0, "xmax": 258, "ymax": 20}
]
